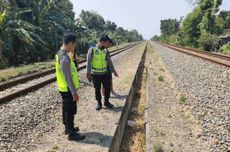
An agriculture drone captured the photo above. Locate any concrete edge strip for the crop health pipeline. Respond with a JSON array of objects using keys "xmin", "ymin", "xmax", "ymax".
[
  {"xmin": 109, "ymin": 42, "xmax": 148, "ymax": 152},
  {"xmin": 145, "ymin": 66, "xmax": 151, "ymax": 152}
]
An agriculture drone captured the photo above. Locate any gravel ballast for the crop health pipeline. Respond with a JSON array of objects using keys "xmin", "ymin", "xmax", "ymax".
[{"xmin": 151, "ymin": 42, "xmax": 230, "ymax": 152}]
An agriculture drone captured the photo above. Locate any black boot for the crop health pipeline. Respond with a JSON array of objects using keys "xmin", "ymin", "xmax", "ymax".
[
  {"xmin": 104, "ymin": 101, "xmax": 114, "ymax": 109},
  {"xmin": 68, "ymin": 132, "xmax": 85, "ymax": 141},
  {"xmin": 95, "ymin": 103, "xmax": 102, "ymax": 111},
  {"xmin": 95, "ymin": 100, "xmax": 102, "ymax": 111},
  {"xmin": 65, "ymin": 127, "xmax": 80, "ymax": 135}
]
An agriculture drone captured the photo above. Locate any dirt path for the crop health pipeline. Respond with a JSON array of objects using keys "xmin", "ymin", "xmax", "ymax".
[
  {"xmin": 30, "ymin": 43, "xmax": 146, "ymax": 152},
  {"xmin": 146, "ymin": 42, "xmax": 209, "ymax": 152}
]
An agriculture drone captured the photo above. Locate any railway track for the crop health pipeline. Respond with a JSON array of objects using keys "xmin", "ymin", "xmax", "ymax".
[
  {"xmin": 0, "ymin": 43, "xmax": 137, "ymax": 91},
  {"xmin": 0, "ymin": 43, "xmax": 139, "ymax": 103},
  {"xmin": 158, "ymin": 42, "xmax": 230, "ymax": 68}
]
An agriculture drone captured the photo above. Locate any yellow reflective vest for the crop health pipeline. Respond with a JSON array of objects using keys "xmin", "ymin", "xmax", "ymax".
[
  {"xmin": 91, "ymin": 48, "xmax": 107, "ymax": 73},
  {"xmin": 55, "ymin": 51, "xmax": 80, "ymax": 92}
]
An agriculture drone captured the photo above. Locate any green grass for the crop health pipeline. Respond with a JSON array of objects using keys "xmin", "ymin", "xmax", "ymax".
[
  {"xmin": 0, "ymin": 43, "xmax": 131, "ymax": 83},
  {"xmin": 0, "ymin": 61, "xmax": 54, "ymax": 82},
  {"xmin": 179, "ymin": 94, "xmax": 186, "ymax": 104},
  {"xmin": 153, "ymin": 144, "xmax": 164, "ymax": 152},
  {"xmin": 158, "ymin": 75, "xmax": 164, "ymax": 81},
  {"xmin": 47, "ymin": 145, "xmax": 59, "ymax": 152}
]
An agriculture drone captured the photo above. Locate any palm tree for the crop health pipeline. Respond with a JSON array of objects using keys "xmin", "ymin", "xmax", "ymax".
[
  {"xmin": 0, "ymin": 0, "xmax": 63, "ymax": 66},
  {"xmin": 0, "ymin": 3, "xmax": 49, "ymax": 64}
]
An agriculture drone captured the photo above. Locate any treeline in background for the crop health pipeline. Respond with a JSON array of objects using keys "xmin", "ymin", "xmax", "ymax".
[
  {"xmin": 151, "ymin": 0, "xmax": 230, "ymax": 55},
  {"xmin": 0, "ymin": 0, "xmax": 143, "ymax": 69}
]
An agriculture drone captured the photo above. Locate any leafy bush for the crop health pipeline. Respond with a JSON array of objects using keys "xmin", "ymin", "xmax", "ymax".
[{"xmin": 221, "ymin": 42, "xmax": 230, "ymax": 55}]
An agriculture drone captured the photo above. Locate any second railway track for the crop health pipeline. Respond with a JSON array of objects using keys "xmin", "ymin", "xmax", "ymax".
[{"xmin": 158, "ymin": 42, "xmax": 230, "ymax": 68}]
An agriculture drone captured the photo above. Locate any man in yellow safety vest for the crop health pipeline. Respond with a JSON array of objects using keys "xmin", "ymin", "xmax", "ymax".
[
  {"xmin": 86, "ymin": 35, "xmax": 119, "ymax": 111},
  {"xmin": 56, "ymin": 32, "xmax": 85, "ymax": 141}
]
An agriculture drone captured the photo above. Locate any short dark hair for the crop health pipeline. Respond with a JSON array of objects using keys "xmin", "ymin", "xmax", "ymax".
[
  {"xmin": 63, "ymin": 32, "xmax": 76, "ymax": 45},
  {"xmin": 99, "ymin": 34, "xmax": 114, "ymax": 44}
]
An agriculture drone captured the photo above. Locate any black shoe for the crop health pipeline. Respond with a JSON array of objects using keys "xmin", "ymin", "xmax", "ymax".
[
  {"xmin": 68, "ymin": 132, "xmax": 85, "ymax": 141},
  {"xmin": 104, "ymin": 102, "xmax": 114, "ymax": 109},
  {"xmin": 65, "ymin": 127, "xmax": 80, "ymax": 135},
  {"xmin": 95, "ymin": 103, "xmax": 102, "ymax": 111}
]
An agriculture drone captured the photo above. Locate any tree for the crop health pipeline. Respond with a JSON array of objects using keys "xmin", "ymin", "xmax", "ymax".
[
  {"xmin": 78, "ymin": 10, "xmax": 105, "ymax": 32},
  {"xmin": 151, "ymin": 35, "xmax": 160, "ymax": 41},
  {"xmin": 214, "ymin": 16, "xmax": 224, "ymax": 34},
  {"xmin": 76, "ymin": 11, "xmax": 142, "ymax": 52},
  {"xmin": 198, "ymin": 0, "xmax": 222, "ymax": 49},
  {"xmin": 185, "ymin": 0, "xmax": 205, "ymax": 6},
  {"xmin": 0, "ymin": 2, "xmax": 143, "ymax": 69},
  {"xmin": 153, "ymin": 0, "xmax": 227, "ymax": 52},
  {"xmin": 0, "ymin": 2, "xmax": 46, "ymax": 66},
  {"xmin": 181, "ymin": 0, "xmax": 222, "ymax": 48},
  {"xmin": 0, "ymin": 0, "xmax": 76, "ymax": 68},
  {"xmin": 104, "ymin": 21, "xmax": 117, "ymax": 32},
  {"xmin": 219, "ymin": 11, "xmax": 230, "ymax": 29},
  {"xmin": 160, "ymin": 19, "xmax": 180, "ymax": 36},
  {"xmin": 181, "ymin": 6, "xmax": 203, "ymax": 47},
  {"xmin": 126, "ymin": 30, "xmax": 143, "ymax": 42}
]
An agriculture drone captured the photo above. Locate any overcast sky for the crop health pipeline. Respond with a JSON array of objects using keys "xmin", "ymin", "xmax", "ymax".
[{"xmin": 70, "ymin": 0, "xmax": 230, "ymax": 39}]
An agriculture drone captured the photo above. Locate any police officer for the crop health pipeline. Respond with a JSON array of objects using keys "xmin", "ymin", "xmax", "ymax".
[
  {"xmin": 86, "ymin": 35, "xmax": 119, "ymax": 111},
  {"xmin": 56, "ymin": 32, "xmax": 85, "ymax": 141},
  {"xmin": 102, "ymin": 43, "xmax": 117, "ymax": 96}
]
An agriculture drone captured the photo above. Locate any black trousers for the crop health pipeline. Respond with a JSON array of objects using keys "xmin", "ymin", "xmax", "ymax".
[
  {"xmin": 92, "ymin": 73, "xmax": 110, "ymax": 104},
  {"xmin": 60, "ymin": 90, "xmax": 77, "ymax": 133},
  {"xmin": 107, "ymin": 71, "xmax": 112, "ymax": 86}
]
